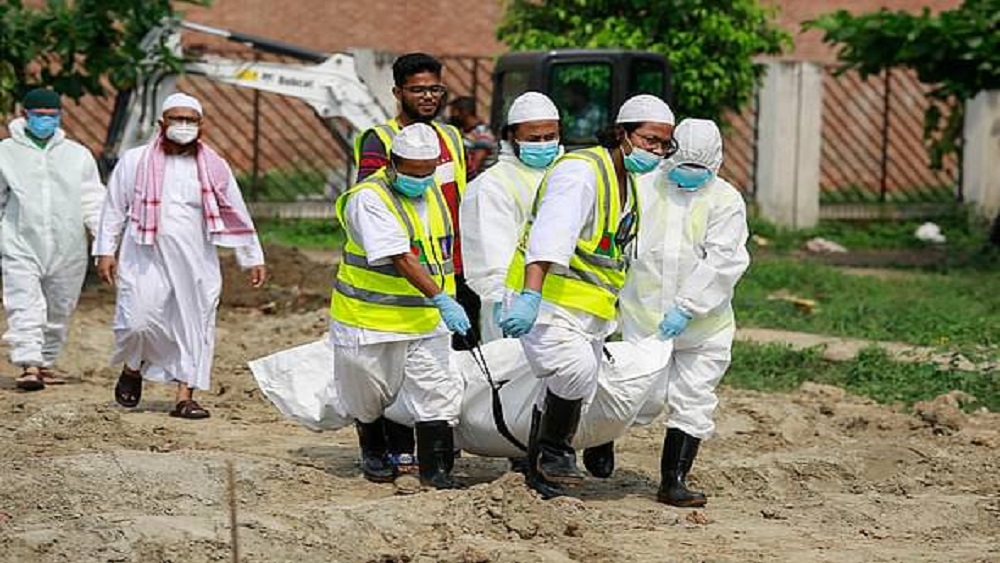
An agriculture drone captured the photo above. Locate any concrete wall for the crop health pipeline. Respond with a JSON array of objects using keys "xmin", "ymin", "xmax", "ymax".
[
  {"xmin": 963, "ymin": 91, "xmax": 1000, "ymax": 219},
  {"xmin": 755, "ymin": 61, "xmax": 823, "ymax": 228}
]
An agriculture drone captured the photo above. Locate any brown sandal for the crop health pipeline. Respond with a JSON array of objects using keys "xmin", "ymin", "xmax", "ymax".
[
  {"xmin": 169, "ymin": 400, "xmax": 211, "ymax": 420},
  {"xmin": 38, "ymin": 368, "xmax": 67, "ymax": 385},
  {"xmin": 114, "ymin": 368, "xmax": 143, "ymax": 408},
  {"xmin": 15, "ymin": 369, "xmax": 44, "ymax": 392}
]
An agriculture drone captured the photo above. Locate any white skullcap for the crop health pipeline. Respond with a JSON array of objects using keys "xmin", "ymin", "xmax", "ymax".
[
  {"xmin": 507, "ymin": 92, "xmax": 560, "ymax": 125},
  {"xmin": 616, "ymin": 94, "xmax": 674, "ymax": 125},
  {"xmin": 670, "ymin": 118, "xmax": 723, "ymax": 173},
  {"xmin": 162, "ymin": 93, "xmax": 203, "ymax": 116},
  {"xmin": 391, "ymin": 123, "xmax": 441, "ymax": 160}
]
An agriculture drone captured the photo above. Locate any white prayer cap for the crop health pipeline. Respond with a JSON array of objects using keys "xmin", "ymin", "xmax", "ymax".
[
  {"xmin": 391, "ymin": 123, "xmax": 440, "ymax": 160},
  {"xmin": 507, "ymin": 92, "xmax": 560, "ymax": 125},
  {"xmin": 616, "ymin": 94, "xmax": 675, "ymax": 125},
  {"xmin": 162, "ymin": 93, "xmax": 203, "ymax": 116}
]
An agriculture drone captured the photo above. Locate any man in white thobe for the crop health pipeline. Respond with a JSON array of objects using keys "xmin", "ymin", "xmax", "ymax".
[{"xmin": 94, "ymin": 93, "xmax": 267, "ymax": 419}]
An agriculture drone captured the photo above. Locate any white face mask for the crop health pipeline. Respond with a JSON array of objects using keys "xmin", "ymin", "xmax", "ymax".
[{"xmin": 165, "ymin": 123, "xmax": 199, "ymax": 145}]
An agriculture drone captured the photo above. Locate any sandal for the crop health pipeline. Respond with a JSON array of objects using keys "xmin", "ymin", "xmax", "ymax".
[
  {"xmin": 114, "ymin": 368, "xmax": 143, "ymax": 408},
  {"xmin": 169, "ymin": 400, "xmax": 210, "ymax": 420},
  {"xmin": 15, "ymin": 369, "xmax": 45, "ymax": 392},
  {"xmin": 38, "ymin": 367, "xmax": 67, "ymax": 385}
]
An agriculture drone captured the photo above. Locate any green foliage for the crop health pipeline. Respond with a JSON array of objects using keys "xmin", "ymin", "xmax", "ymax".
[
  {"xmin": 735, "ymin": 257, "xmax": 1000, "ymax": 349},
  {"xmin": 0, "ymin": 0, "xmax": 210, "ymax": 112},
  {"xmin": 805, "ymin": 1, "xmax": 1000, "ymax": 169},
  {"xmin": 727, "ymin": 342, "xmax": 1000, "ymax": 412},
  {"xmin": 496, "ymin": 0, "xmax": 791, "ymax": 123}
]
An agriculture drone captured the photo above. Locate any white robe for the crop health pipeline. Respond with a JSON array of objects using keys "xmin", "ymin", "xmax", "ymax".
[{"xmin": 95, "ymin": 147, "xmax": 263, "ymax": 390}]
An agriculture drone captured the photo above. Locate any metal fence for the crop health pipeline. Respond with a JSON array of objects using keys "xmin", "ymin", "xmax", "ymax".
[
  {"xmin": 820, "ymin": 67, "xmax": 960, "ymax": 210},
  {"xmin": 719, "ymin": 93, "xmax": 759, "ymax": 198}
]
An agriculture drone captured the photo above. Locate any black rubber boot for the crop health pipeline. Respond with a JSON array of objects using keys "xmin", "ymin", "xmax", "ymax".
[
  {"xmin": 656, "ymin": 428, "xmax": 707, "ymax": 507},
  {"xmin": 415, "ymin": 421, "xmax": 462, "ymax": 490},
  {"xmin": 509, "ymin": 456, "xmax": 530, "ymax": 474},
  {"xmin": 536, "ymin": 391, "xmax": 586, "ymax": 485},
  {"xmin": 525, "ymin": 408, "xmax": 565, "ymax": 499},
  {"xmin": 385, "ymin": 418, "xmax": 415, "ymax": 459},
  {"xmin": 583, "ymin": 441, "xmax": 615, "ymax": 478},
  {"xmin": 355, "ymin": 419, "xmax": 394, "ymax": 483}
]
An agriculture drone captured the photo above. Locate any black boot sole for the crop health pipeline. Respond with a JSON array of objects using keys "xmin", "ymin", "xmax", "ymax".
[{"xmin": 656, "ymin": 492, "xmax": 708, "ymax": 507}]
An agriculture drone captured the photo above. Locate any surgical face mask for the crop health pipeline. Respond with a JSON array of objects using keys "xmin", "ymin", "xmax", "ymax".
[
  {"xmin": 25, "ymin": 112, "xmax": 60, "ymax": 139},
  {"xmin": 623, "ymin": 136, "xmax": 661, "ymax": 174},
  {"xmin": 516, "ymin": 140, "xmax": 560, "ymax": 169},
  {"xmin": 392, "ymin": 168, "xmax": 435, "ymax": 198},
  {"xmin": 668, "ymin": 163, "xmax": 714, "ymax": 190},
  {"xmin": 165, "ymin": 123, "xmax": 200, "ymax": 145}
]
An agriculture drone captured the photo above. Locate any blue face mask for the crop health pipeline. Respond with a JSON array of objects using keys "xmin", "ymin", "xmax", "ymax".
[
  {"xmin": 623, "ymin": 137, "xmax": 661, "ymax": 174},
  {"xmin": 668, "ymin": 164, "xmax": 714, "ymax": 190},
  {"xmin": 516, "ymin": 140, "xmax": 560, "ymax": 169},
  {"xmin": 25, "ymin": 113, "xmax": 60, "ymax": 139},
  {"xmin": 392, "ymin": 169, "xmax": 435, "ymax": 198}
]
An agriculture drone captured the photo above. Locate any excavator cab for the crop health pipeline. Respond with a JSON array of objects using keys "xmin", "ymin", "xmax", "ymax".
[{"xmin": 490, "ymin": 50, "xmax": 672, "ymax": 148}]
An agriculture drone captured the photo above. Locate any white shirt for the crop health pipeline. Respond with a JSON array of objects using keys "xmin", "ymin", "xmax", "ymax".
[
  {"xmin": 330, "ymin": 188, "xmax": 448, "ymax": 347},
  {"xmin": 512, "ymin": 149, "xmax": 634, "ymax": 338}
]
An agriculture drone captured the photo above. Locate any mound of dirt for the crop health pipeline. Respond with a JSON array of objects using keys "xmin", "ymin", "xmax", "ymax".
[{"xmin": 220, "ymin": 244, "xmax": 336, "ymax": 312}]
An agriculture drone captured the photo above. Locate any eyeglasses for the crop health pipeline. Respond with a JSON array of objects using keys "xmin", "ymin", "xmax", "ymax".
[
  {"xmin": 631, "ymin": 132, "xmax": 678, "ymax": 157},
  {"xmin": 164, "ymin": 115, "xmax": 201, "ymax": 126},
  {"xmin": 401, "ymin": 85, "xmax": 448, "ymax": 97}
]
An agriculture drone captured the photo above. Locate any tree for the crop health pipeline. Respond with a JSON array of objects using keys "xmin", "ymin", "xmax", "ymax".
[
  {"xmin": 0, "ymin": 0, "xmax": 210, "ymax": 113},
  {"xmin": 496, "ymin": 0, "xmax": 791, "ymax": 124},
  {"xmin": 805, "ymin": 0, "xmax": 1000, "ymax": 169}
]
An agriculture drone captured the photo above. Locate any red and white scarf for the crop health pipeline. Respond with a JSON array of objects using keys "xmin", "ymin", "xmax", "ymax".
[{"xmin": 130, "ymin": 137, "xmax": 256, "ymax": 245}]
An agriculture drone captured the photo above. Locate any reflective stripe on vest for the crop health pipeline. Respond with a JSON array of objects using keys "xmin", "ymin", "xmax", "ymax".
[
  {"xmin": 331, "ymin": 169, "xmax": 456, "ymax": 333},
  {"xmin": 353, "ymin": 119, "xmax": 468, "ymax": 196},
  {"xmin": 505, "ymin": 147, "xmax": 632, "ymax": 321}
]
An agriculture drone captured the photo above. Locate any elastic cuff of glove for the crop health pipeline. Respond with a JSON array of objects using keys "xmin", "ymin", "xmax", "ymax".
[
  {"xmin": 430, "ymin": 292, "xmax": 451, "ymax": 306},
  {"xmin": 673, "ymin": 305, "xmax": 693, "ymax": 319},
  {"xmin": 521, "ymin": 289, "xmax": 542, "ymax": 302}
]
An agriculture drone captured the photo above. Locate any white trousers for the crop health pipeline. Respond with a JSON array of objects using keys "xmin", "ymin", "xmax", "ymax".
[
  {"xmin": 1, "ymin": 254, "xmax": 87, "ymax": 368},
  {"xmin": 660, "ymin": 324, "xmax": 735, "ymax": 439},
  {"xmin": 334, "ymin": 334, "xmax": 461, "ymax": 425},
  {"xmin": 521, "ymin": 323, "xmax": 603, "ymax": 404}
]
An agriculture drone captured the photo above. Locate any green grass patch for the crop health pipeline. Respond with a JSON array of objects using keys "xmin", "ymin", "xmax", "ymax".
[
  {"xmin": 726, "ymin": 341, "xmax": 1000, "ymax": 412},
  {"xmin": 736, "ymin": 258, "xmax": 1000, "ymax": 348},
  {"xmin": 257, "ymin": 219, "xmax": 344, "ymax": 249},
  {"xmin": 238, "ymin": 168, "xmax": 332, "ymax": 202},
  {"xmin": 748, "ymin": 209, "xmax": 991, "ymax": 255}
]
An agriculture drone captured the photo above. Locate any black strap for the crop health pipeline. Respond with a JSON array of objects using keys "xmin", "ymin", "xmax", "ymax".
[
  {"xmin": 603, "ymin": 345, "xmax": 615, "ymax": 365},
  {"xmin": 462, "ymin": 336, "xmax": 527, "ymax": 452}
]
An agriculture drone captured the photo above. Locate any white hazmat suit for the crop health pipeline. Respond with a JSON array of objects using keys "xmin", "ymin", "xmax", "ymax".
[
  {"xmin": 0, "ymin": 118, "xmax": 105, "ymax": 368},
  {"xmin": 620, "ymin": 119, "xmax": 750, "ymax": 439},
  {"xmin": 461, "ymin": 141, "xmax": 546, "ymax": 343}
]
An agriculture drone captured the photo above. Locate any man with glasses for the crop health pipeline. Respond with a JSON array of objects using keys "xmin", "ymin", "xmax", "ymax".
[
  {"xmin": 95, "ymin": 93, "xmax": 267, "ymax": 419},
  {"xmin": 0, "ymin": 88, "xmax": 106, "ymax": 391},
  {"xmin": 350, "ymin": 53, "xmax": 476, "ymax": 488}
]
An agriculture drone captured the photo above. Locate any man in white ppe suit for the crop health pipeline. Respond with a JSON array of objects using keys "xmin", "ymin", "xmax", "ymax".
[
  {"xmin": 617, "ymin": 118, "xmax": 750, "ymax": 507},
  {"xmin": 95, "ymin": 93, "xmax": 267, "ymax": 419},
  {"xmin": 332, "ymin": 123, "xmax": 471, "ymax": 490},
  {"xmin": 460, "ymin": 91, "xmax": 561, "ymax": 343},
  {"xmin": 0, "ymin": 88, "xmax": 105, "ymax": 391}
]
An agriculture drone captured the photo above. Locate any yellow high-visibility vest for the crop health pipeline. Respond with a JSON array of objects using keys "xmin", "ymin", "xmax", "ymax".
[
  {"xmin": 505, "ymin": 146, "xmax": 636, "ymax": 321},
  {"xmin": 353, "ymin": 118, "xmax": 468, "ymax": 196},
  {"xmin": 331, "ymin": 169, "xmax": 456, "ymax": 333}
]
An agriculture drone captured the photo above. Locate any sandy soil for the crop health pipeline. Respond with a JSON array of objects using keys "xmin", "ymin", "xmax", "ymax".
[{"xmin": 1, "ymin": 247, "xmax": 997, "ymax": 563}]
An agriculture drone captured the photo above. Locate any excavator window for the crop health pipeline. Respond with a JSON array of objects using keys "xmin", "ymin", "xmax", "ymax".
[{"xmin": 550, "ymin": 62, "xmax": 612, "ymax": 144}]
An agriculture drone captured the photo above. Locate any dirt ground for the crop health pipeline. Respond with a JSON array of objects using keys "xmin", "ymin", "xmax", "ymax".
[{"xmin": 1, "ymin": 247, "xmax": 998, "ymax": 563}]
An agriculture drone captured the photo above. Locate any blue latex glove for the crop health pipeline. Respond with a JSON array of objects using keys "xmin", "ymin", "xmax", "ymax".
[
  {"xmin": 492, "ymin": 301, "xmax": 503, "ymax": 327},
  {"xmin": 431, "ymin": 293, "xmax": 471, "ymax": 335},
  {"xmin": 499, "ymin": 290, "xmax": 542, "ymax": 338},
  {"xmin": 658, "ymin": 307, "xmax": 692, "ymax": 339}
]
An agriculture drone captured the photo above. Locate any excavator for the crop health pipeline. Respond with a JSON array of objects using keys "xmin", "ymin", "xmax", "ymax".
[{"xmin": 102, "ymin": 19, "xmax": 672, "ymax": 193}]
